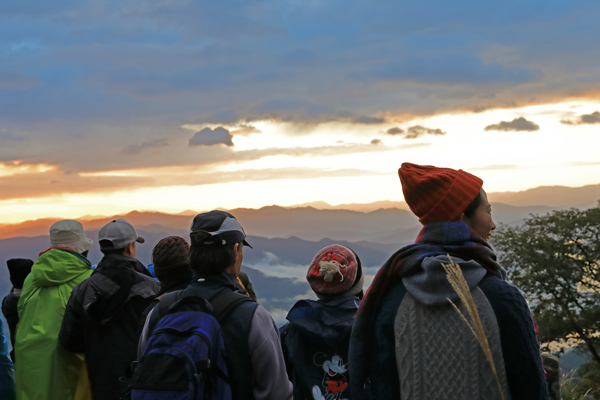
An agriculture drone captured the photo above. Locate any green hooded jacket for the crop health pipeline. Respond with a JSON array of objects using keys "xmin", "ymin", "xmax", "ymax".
[{"xmin": 15, "ymin": 248, "xmax": 93, "ymax": 400}]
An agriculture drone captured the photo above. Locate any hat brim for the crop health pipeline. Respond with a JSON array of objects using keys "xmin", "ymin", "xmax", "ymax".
[
  {"xmin": 136, "ymin": 236, "xmax": 145, "ymax": 244},
  {"xmin": 243, "ymin": 239, "xmax": 252, "ymax": 249}
]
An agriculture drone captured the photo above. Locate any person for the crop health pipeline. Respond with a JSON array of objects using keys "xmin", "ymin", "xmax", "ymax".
[
  {"xmin": 139, "ymin": 210, "xmax": 292, "ymax": 400},
  {"xmin": 14, "ymin": 220, "xmax": 94, "ymax": 400},
  {"xmin": 139, "ymin": 235, "xmax": 193, "ymax": 324},
  {"xmin": 349, "ymin": 163, "xmax": 549, "ymax": 400},
  {"xmin": 0, "ymin": 317, "xmax": 16, "ymax": 400},
  {"xmin": 280, "ymin": 244, "xmax": 363, "ymax": 400},
  {"xmin": 2, "ymin": 258, "xmax": 33, "ymax": 361},
  {"xmin": 59, "ymin": 219, "xmax": 160, "ymax": 400}
]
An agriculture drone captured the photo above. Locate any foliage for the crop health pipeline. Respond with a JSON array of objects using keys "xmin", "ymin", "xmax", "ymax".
[
  {"xmin": 562, "ymin": 360, "xmax": 600, "ymax": 399},
  {"xmin": 493, "ymin": 205, "xmax": 600, "ymax": 365}
]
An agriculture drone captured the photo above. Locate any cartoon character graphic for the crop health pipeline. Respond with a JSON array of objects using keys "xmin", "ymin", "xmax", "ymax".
[{"xmin": 312, "ymin": 353, "xmax": 349, "ymax": 400}]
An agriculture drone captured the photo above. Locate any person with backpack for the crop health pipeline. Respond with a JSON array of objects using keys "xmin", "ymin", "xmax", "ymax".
[
  {"xmin": 137, "ymin": 210, "xmax": 292, "ymax": 400},
  {"xmin": 280, "ymin": 244, "xmax": 363, "ymax": 400},
  {"xmin": 59, "ymin": 219, "xmax": 160, "ymax": 400},
  {"xmin": 15, "ymin": 220, "xmax": 94, "ymax": 400},
  {"xmin": 349, "ymin": 163, "xmax": 549, "ymax": 400},
  {"xmin": 138, "ymin": 235, "xmax": 193, "ymax": 324}
]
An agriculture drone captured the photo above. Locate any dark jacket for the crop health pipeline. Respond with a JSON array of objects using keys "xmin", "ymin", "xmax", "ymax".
[
  {"xmin": 59, "ymin": 254, "xmax": 160, "ymax": 400},
  {"xmin": 1, "ymin": 292, "xmax": 19, "ymax": 354},
  {"xmin": 139, "ymin": 264, "xmax": 193, "ymax": 324},
  {"xmin": 280, "ymin": 296, "xmax": 359, "ymax": 400}
]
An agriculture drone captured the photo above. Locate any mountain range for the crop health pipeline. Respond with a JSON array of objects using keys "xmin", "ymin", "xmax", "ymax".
[{"xmin": 1, "ymin": 183, "xmax": 599, "ymax": 332}]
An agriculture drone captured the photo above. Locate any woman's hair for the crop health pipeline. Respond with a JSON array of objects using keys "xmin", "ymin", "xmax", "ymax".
[
  {"xmin": 188, "ymin": 242, "xmax": 243, "ymax": 275},
  {"xmin": 462, "ymin": 191, "xmax": 482, "ymax": 218}
]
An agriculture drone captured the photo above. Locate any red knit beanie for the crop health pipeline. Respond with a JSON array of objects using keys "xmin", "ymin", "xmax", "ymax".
[
  {"xmin": 307, "ymin": 244, "xmax": 362, "ymax": 298},
  {"xmin": 398, "ymin": 162, "xmax": 483, "ymax": 224}
]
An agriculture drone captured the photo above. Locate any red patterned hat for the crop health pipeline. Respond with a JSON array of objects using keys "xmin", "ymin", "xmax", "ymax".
[
  {"xmin": 307, "ymin": 244, "xmax": 362, "ymax": 298},
  {"xmin": 398, "ymin": 162, "xmax": 483, "ymax": 224}
]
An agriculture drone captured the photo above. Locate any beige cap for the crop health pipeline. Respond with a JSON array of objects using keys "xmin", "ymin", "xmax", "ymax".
[{"xmin": 50, "ymin": 220, "xmax": 94, "ymax": 253}]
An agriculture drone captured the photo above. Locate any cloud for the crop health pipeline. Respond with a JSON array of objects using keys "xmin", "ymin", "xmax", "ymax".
[
  {"xmin": 351, "ymin": 54, "xmax": 543, "ymax": 85},
  {"xmin": 469, "ymin": 164, "xmax": 519, "ymax": 171},
  {"xmin": 484, "ymin": 117, "xmax": 540, "ymax": 132},
  {"xmin": 370, "ymin": 138, "xmax": 382, "ymax": 145},
  {"xmin": 0, "ymin": 165, "xmax": 375, "ymax": 201},
  {"xmin": 569, "ymin": 161, "xmax": 600, "ymax": 167},
  {"xmin": 0, "ymin": 168, "xmax": 153, "ymax": 200},
  {"xmin": 2, "ymin": 0, "xmax": 600, "ymax": 185},
  {"xmin": 353, "ymin": 116, "xmax": 386, "ymax": 125},
  {"xmin": 0, "ymin": 67, "xmax": 42, "ymax": 89},
  {"xmin": 189, "ymin": 127, "xmax": 233, "ymax": 147},
  {"xmin": 560, "ymin": 111, "xmax": 600, "ymax": 125},
  {"xmin": 386, "ymin": 127, "xmax": 404, "ymax": 135},
  {"xmin": 121, "ymin": 138, "xmax": 169, "ymax": 155},
  {"xmin": 0, "ymin": 130, "xmax": 25, "ymax": 141},
  {"xmin": 405, "ymin": 125, "xmax": 446, "ymax": 139},
  {"xmin": 230, "ymin": 124, "xmax": 262, "ymax": 135}
]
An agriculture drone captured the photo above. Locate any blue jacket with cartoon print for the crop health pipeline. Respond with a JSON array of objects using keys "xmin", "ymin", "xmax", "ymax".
[{"xmin": 280, "ymin": 296, "xmax": 359, "ymax": 400}]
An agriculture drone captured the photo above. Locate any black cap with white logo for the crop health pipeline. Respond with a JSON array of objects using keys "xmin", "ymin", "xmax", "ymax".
[{"xmin": 190, "ymin": 210, "xmax": 252, "ymax": 248}]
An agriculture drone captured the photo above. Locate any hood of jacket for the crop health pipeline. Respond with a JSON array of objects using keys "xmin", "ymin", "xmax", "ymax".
[
  {"xmin": 30, "ymin": 247, "xmax": 92, "ymax": 287},
  {"xmin": 83, "ymin": 254, "xmax": 160, "ymax": 325},
  {"xmin": 402, "ymin": 254, "xmax": 493, "ymax": 306},
  {"xmin": 286, "ymin": 296, "xmax": 360, "ymax": 349}
]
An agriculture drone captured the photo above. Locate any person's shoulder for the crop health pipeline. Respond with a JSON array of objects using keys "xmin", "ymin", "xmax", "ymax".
[
  {"xmin": 479, "ymin": 275, "xmax": 525, "ymax": 300},
  {"xmin": 478, "ymin": 275, "xmax": 531, "ymax": 317},
  {"xmin": 250, "ymin": 303, "xmax": 273, "ymax": 325}
]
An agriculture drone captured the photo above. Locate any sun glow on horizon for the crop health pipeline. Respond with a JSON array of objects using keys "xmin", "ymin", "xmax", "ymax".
[{"xmin": 1, "ymin": 100, "xmax": 599, "ymax": 225}]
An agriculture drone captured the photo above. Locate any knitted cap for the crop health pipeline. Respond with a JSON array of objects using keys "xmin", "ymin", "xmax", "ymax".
[
  {"xmin": 6, "ymin": 258, "xmax": 34, "ymax": 289},
  {"xmin": 152, "ymin": 236, "xmax": 190, "ymax": 281},
  {"xmin": 398, "ymin": 162, "xmax": 483, "ymax": 224},
  {"xmin": 307, "ymin": 244, "xmax": 362, "ymax": 298}
]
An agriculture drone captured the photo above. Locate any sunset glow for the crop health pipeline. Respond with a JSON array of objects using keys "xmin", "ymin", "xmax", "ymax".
[{"xmin": 2, "ymin": 2, "xmax": 600, "ymax": 224}]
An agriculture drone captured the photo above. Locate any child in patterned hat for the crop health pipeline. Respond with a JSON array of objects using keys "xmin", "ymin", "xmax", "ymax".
[{"xmin": 280, "ymin": 244, "xmax": 363, "ymax": 400}]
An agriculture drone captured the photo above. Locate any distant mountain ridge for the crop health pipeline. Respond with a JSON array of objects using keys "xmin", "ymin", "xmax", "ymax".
[
  {"xmin": 294, "ymin": 183, "xmax": 600, "ymax": 211},
  {"xmin": 1, "ymin": 183, "xmax": 599, "ymax": 338}
]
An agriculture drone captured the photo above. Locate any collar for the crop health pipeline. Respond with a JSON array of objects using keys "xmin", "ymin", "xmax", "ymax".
[
  {"xmin": 96, "ymin": 254, "xmax": 152, "ymax": 277},
  {"xmin": 191, "ymin": 271, "xmax": 238, "ymax": 290}
]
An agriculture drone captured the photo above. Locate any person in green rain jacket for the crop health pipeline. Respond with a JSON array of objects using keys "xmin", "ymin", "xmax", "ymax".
[{"xmin": 15, "ymin": 220, "xmax": 94, "ymax": 400}]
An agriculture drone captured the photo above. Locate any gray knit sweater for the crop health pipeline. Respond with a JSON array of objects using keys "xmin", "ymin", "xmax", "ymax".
[{"xmin": 394, "ymin": 255, "xmax": 511, "ymax": 400}]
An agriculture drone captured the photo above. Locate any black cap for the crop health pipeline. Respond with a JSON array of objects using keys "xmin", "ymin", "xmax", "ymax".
[
  {"xmin": 7, "ymin": 258, "xmax": 34, "ymax": 289},
  {"xmin": 190, "ymin": 210, "xmax": 252, "ymax": 248}
]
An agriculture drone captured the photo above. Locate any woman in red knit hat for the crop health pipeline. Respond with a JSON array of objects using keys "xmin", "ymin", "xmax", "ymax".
[{"xmin": 349, "ymin": 163, "xmax": 549, "ymax": 400}]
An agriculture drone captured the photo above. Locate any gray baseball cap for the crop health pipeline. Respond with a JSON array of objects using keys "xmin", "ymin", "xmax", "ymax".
[{"xmin": 98, "ymin": 219, "xmax": 145, "ymax": 250}]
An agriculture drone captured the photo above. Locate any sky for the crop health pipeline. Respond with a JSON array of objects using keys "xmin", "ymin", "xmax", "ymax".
[{"xmin": 1, "ymin": 0, "xmax": 600, "ymax": 224}]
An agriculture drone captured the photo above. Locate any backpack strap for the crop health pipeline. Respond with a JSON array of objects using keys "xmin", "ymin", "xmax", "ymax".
[
  {"xmin": 147, "ymin": 290, "xmax": 183, "ymax": 334},
  {"xmin": 148, "ymin": 288, "xmax": 253, "ymax": 334},
  {"xmin": 208, "ymin": 289, "xmax": 255, "ymax": 323}
]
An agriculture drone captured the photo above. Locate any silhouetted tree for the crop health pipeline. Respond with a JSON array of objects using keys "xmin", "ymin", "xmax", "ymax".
[{"xmin": 493, "ymin": 203, "xmax": 600, "ymax": 365}]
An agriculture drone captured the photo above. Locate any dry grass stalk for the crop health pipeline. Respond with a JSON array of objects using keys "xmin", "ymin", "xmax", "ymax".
[{"xmin": 442, "ymin": 255, "xmax": 506, "ymax": 400}]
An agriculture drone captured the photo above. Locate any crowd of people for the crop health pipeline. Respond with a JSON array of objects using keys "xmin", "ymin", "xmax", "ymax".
[{"xmin": 0, "ymin": 163, "xmax": 552, "ymax": 400}]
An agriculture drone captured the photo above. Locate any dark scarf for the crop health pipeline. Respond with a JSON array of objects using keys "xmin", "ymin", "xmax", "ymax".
[{"xmin": 349, "ymin": 220, "xmax": 504, "ymax": 395}]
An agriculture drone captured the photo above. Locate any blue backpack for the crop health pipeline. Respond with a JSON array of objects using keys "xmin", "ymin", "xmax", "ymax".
[{"xmin": 131, "ymin": 289, "xmax": 253, "ymax": 400}]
